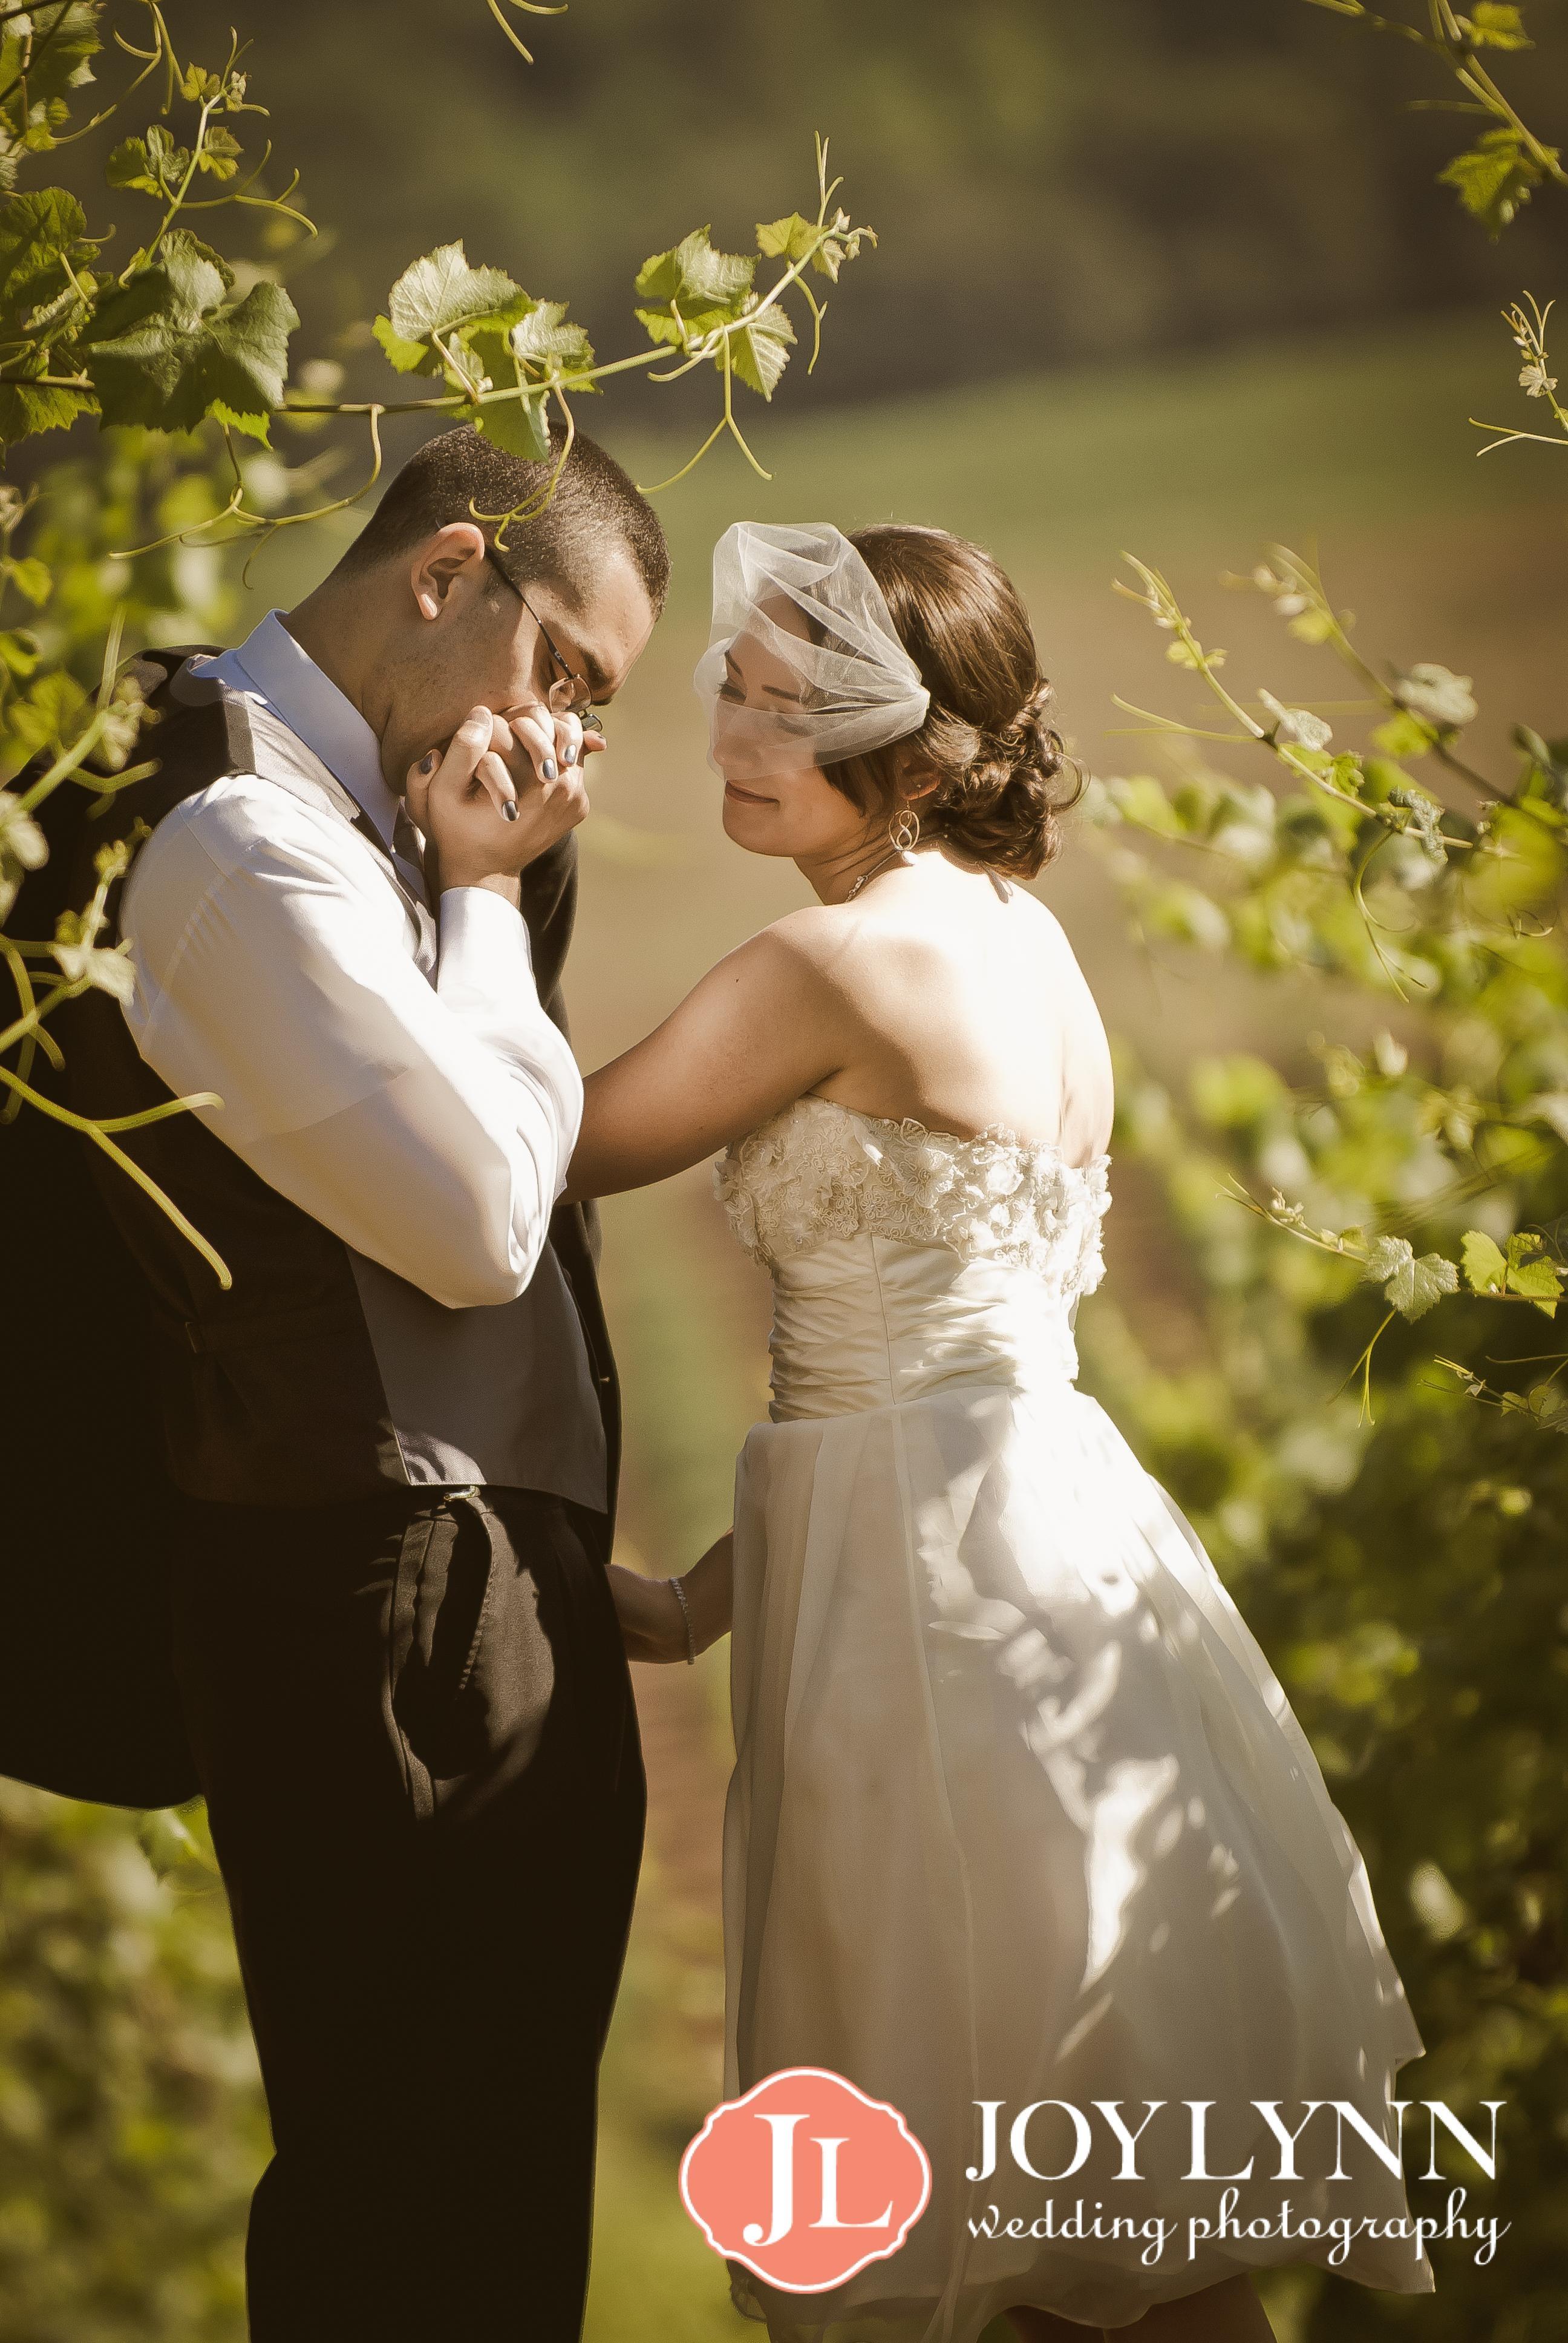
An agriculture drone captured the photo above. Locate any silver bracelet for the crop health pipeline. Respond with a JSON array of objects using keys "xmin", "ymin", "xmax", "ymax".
[{"xmin": 667, "ymin": 1575, "xmax": 696, "ymax": 1665}]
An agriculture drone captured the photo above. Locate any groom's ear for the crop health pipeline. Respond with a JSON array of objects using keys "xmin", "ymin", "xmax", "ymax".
[{"xmin": 408, "ymin": 523, "xmax": 489, "ymax": 624}]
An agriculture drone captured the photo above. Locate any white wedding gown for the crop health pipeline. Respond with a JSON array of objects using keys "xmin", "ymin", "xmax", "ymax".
[{"xmin": 712, "ymin": 1095, "xmax": 1435, "ymax": 2339}]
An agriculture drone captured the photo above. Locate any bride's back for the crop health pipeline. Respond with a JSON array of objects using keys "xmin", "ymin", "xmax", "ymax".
[{"xmin": 798, "ymin": 846, "xmax": 1114, "ymax": 1172}]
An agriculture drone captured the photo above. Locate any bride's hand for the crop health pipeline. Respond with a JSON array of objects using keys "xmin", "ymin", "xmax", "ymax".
[
  {"xmin": 607, "ymin": 1532, "xmax": 734, "ymax": 1664},
  {"xmin": 606, "ymin": 1564, "xmax": 688, "ymax": 1663}
]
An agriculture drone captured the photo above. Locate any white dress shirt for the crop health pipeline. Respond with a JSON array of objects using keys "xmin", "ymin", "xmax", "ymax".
[{"xmin": 119, "ymin": 611, "xmax": 583, "ymax": 1312}]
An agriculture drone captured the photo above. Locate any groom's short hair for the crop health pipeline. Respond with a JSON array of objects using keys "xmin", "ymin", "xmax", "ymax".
[{"xmin": 337, "ymin": 422, "xmax": 670, "ymax": 614}]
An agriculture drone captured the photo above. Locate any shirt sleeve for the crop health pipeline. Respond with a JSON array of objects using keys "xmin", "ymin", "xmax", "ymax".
[{"xmin": 119, "ymin": 776, "xmax": 583, "ymax": 1309}]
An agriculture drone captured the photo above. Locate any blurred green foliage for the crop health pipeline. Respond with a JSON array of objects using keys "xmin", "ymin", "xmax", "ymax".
[
  {"xmin": 154, "ymin": 0, "xmax": 1568, "ymax": 415},
  {"xmin": 1066, "ymin": 19, "xmax": 1568, "ymax": 2319},
  {"xmin": 0, "ymin": 1786, "xmax": 265, "ymax": 2341}
]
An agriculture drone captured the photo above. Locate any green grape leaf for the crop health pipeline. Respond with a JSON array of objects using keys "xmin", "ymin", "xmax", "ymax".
[
  {"xmin": 729, "ymin": 304, "xmax": 795, "ymax": 399},
  {"xmin": 509, "ymin": 300, "xmax": 594, "ymax": 375},
  {"xmin": 0, "ymin": 197, "xmax": 102, "ymax": 442},
  {"xmin": 473, "ymin": 388, "xmax": 551, "ymax": 463},
  {"xmin": 202, "ymin": 281, "xmax": 301, "ymax": 441},
  {"xmin": 0, "ymin": 628, "xmax": 41, "ymax": 675},
  {"xmin": 1503, "ymin": 1233, "xmax": 1562, "ymax": 1315},
  {"xmin": 463, "ymin": 327, "xmax": 552, "ymax": 463},
  {"xmin": 634, "ymin": 301, "xmax": 741, "ymax": 350},
  {"xmin": 1106, "ymin": 773, "xmax": 1185, "ymax": 838},
  {"xmin": 105, "ymin": 136, "xmax": 160, "ymax": 196},
  {"xmin": 0, "ymin": 187, "xmax": 97, "ymax": 329},
  {"xmin": 85, "ymin": 235, "xmax": 298, "ymax": 442},
  {"xmin": 1460, "ymin": 1229, "xmax": 1508, "ymax": 1294},
  {"xmin": 0, "ymin": 2, "xmax": 99, "ymax": 125},
  {"xmin": 1439, "ymin": 128, "xmax": 1552, "ymax": 235},
  {"xmin": 0, "ymin": 553, "xmax": 50, "ymax": 606},
  {"xmin": 810, "ymin": 224, "xmax": 858, "ymax": 282},
  {"xmin": 459, "ymin": 300, "xmax": 592, "ymax": 462},
  {"xmin": 462, "ymin": 323, "xmax": 511, "ymax": 384},
  {"xmin": 371, "ymin": 313, "xmax": 440, "ymax": 376},
  {"xmin": 106, "ymin": 125, "xmax": 184, "ymax": 197},
  {"xmin": 195, "ymin": 125, "xmax": 243, "ymax": 182},
  {"xmin": 1460, "ymin": 4, "xmax": 1532, "ymax": 48},
  {"xmin": 24, "ymin": 270, "xmax": 96, "ymax": 341},
  {"xmin": 635, "ymin": 227, "xmax": 755, "ymax": 325},
  {"xmin": 9, "ymin": 664, "xmax": 85, "ymax": 758},
  {"xmin": 1512, "ymin": 725, "xmax": 1568, "ymax": 811},
  {"xmin": 1364, "ymin": 1233, "xmax": 1459, "ymax": 1320},
  {"xmin": 1506, "ymin": 1259, "xmax": 1561, "ymax": 1312},
  {"xmin": 1371, "ymin": 710, "xmax": 1432, "ymax": 760},
  {"xmin": 0, "ymin": 359, "xmax": 91, "ymax": 444},
  {"xmin": 633, "ymin": 306, "xmax": 682, "ymax": 349},
  {"xmin": 386, "ymin": 243, "xmax": 523, "ymax": 344},
  {"xmin": 756, "ymin": 212, "xmax": 817, "ymax": 263}
]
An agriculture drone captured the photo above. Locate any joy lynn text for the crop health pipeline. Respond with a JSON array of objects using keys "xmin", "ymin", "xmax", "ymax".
[{"xmin": 967, "ymin": 2100, "xmax": 1505, "ymax": 2184}]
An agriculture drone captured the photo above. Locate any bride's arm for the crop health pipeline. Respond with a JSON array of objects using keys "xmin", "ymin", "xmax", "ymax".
[
  {"xmin": 608, "ymin": 1531, "xmax": 733, "ymax": 1663},
  {"xmin": 564, "ymin": 916, "xmax": 854, "ymax": 1202}
]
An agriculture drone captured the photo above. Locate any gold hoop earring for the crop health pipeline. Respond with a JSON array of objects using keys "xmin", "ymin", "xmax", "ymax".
[{"xmin": 889, "ymin": 805, "xmax": 921, "ymax": 855}]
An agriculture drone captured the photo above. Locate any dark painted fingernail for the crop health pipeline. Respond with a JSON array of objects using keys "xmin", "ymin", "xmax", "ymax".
[
  {"xmin": 542, "ymin": 759, "xmax": 557, "ymax": 780},
  {"xmin": 502, "ymin": 801, "xmax": 518, "ymax": 822},
  {"xmin": 564, "ymin": 742, "xmax": 578, "ymax": 766},
  {"xmin": 417, "ymin": 751, "xmax": 438, "ymax": 776}
]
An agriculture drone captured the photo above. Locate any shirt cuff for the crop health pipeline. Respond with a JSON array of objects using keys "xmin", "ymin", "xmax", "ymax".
[{"xmin": 436, "ymin": 882, "xmax": 536, "ymax": 999}]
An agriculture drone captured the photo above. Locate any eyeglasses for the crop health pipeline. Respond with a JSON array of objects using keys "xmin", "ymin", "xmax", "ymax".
[{"xmin": 483, "ymin": 543, "xmax": 604, "ymax": 733}]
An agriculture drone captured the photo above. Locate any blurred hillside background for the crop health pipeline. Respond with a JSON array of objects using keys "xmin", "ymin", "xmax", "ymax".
[
  {"xmin": 146, "ymin": 0, "xmax": 1568, "ymax": 402},
  {"xmin": 4, "ymin": 2, "xmax": 1564, "ymax": 2338}
]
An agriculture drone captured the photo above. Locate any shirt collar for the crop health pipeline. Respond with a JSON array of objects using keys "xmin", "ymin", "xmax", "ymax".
[{"xmin": 194, "ymin": 609, "xmax": 403, "ymax": 854}]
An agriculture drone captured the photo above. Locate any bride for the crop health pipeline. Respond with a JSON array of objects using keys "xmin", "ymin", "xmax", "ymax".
[{"xmin": 564, "ymin": 520, "xmax": 1435, "ymax": 2340}]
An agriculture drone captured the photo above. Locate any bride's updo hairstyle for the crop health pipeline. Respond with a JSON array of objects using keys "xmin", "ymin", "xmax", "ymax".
[{"xmin": 827, "ymin": 524, "xmax": 1082, "ymax": 880}]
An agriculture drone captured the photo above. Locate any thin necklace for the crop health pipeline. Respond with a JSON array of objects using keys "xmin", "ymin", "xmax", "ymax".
[{"xmin": 844, "ymin": 845, "xmax": 911, "ymax": 903}]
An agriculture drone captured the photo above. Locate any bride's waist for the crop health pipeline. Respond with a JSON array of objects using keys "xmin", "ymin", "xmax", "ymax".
[{"xmin": 765, "ymin": 1237, "xmax": 1082, "ymax": 1421}]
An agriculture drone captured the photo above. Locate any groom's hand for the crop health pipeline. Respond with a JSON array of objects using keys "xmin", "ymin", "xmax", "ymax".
[{"xmin": 405, "ymin": 701, "xmax": 589, "ymax": 904}]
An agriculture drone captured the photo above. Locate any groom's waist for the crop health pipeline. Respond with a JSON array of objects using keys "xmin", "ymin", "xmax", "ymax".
[
  {"xmin": 70, "ymin": 1035, "xmax": 609, "ymax": 1510},
  {"xmin": 145, "ymin": 1231, "xmax": 609, "ymax": 1510},
  {"xmin": 135, "ymin": 1221, "xmax": 605, "ymax": 1508}
]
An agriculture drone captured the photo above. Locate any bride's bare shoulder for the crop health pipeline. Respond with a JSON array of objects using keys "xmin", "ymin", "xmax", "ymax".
[
  {"xmin": 743, "ymin": 901, "xmax": 877, "ymax": 979},
  {"xmin": 692, "ymin": 905, "xmax": 867, "ymax": 1016},
  {"xmin": 732, "ymin": 884, "xmax": 1091, "ymax": 1007}
]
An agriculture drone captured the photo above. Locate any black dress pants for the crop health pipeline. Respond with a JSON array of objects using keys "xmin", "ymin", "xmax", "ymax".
[{"xmin": 168, "ymin": 1483, "xmax": 647, "ymax": 2343}]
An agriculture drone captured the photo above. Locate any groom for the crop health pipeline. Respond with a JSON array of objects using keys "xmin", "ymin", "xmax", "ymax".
[{"xmin": 22, "ymin": 424, "xmax": 667, "ymax": 2339}]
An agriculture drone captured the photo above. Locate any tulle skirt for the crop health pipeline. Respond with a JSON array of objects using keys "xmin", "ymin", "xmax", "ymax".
[{"xmin": 720, "ymin": 1380, "xmax": 1436, "ymax": 2338}]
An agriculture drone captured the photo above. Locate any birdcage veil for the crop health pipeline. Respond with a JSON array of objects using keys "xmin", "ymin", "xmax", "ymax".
[{"xmin": 693, "ymin": 520, "xmax": 931, "ymax": 784}]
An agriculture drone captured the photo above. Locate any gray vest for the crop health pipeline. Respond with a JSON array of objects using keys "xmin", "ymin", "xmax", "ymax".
[{"xmin": 62, "ymin": 648, "xmax": 612, "ymax": 1513}]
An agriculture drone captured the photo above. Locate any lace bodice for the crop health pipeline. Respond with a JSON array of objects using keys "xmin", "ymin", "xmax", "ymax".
[{"xmin": 713, "ymin": 1095, "xmax": 1111, "ymax": 1301}]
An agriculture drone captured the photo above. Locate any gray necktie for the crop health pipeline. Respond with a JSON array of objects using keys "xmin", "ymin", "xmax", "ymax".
[{"xmin": 390, "ymin": 800, "xmax": 431, "ymax": 910}]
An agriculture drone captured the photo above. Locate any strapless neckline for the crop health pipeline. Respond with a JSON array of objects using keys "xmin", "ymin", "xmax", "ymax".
[
  {"xmin": 796, "ymin": 1092, "xmax": 1112, "ymax": 1184},
  {"xmin": 713, "ymin": 1092, "xmax": 1113, "ymax": 1289}
]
